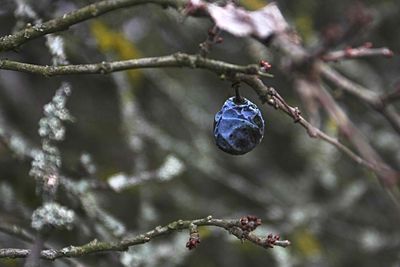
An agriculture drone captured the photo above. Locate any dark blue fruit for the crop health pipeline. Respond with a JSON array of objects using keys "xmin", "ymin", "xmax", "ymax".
[{"xmin": 214, "ymin": 97, "xmax": 264, "ymax": 155}]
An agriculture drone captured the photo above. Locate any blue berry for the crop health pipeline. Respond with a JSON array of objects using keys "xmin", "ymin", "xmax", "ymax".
[{"xmin": 214, "ymin": 97, "xmax": 264, "ymax": 155}]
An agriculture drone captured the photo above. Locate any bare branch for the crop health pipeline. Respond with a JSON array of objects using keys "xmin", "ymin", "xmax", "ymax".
[
  {"xmin": 0, "ymin": 53, "xmax": 270, "ymax": 77},
  {"xmin": 0, "ymin": 0, "xmax": 186, "ymax": 52},
  {"xmin": 0, "ymin": 216, "xmax": 290, "ymax": 260}
]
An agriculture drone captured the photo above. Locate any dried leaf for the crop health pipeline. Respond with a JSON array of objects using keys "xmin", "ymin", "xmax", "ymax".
[
  {"xmin": 250, "ymin": 4, "xmax": 288, "ymax": 38},
  {"xmin": 208, "ymin": 4, "xmax": 253, "ymax": 36},
  {"xmin": 188, "ymin": 1, "xmax": 288, "ymax": 39}
]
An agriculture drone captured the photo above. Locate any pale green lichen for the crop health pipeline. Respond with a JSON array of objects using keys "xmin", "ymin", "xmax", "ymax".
[
  {"xmin": 31, "ymin": 202, "xmax": 75, "ymax": 231},
  {"xmin": 30, "ymin": 83, "xmax": 73, "ymax": 201},
  {"xmin": 157, "ymin": 155, "xmax": 185, "ymax": 181},
  {"xmin": 38, "ymin": 83, "xmax": 73, "ymax": 141}
]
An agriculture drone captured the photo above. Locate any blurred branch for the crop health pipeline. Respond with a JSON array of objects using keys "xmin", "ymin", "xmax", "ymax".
[
  {"xmin": 322, "ymin": 45, "xmax": 393, "ymax": 62},
  {"xmin": 0, "ymin": 0, "xmax": 186, "ymax": 52},
  {"xmin": 0, "ymin": 111, "xmax": 39, "ymax": 159},
  {"xmin": 320, "ymin": 64, "xmax": 400, "ymax": 135},
  {"xmin": 0, "ymin": 224, "xmax": 35, "ymax": 244},
  {"xmin": 108, "ymin": 155, "xmax": 185, "ymax": 192},
  {"xmin": 381, "ymin": 88, "xmax": 400, "ymax": 105},
  {"xmin": 271, "ymin": 34, "xmax": 399, "ymax": 187},
  {"xmin": 61, "ymin": 178, "xmax": 127, "ymax": 239},
  {"xmin": 0, "ymin": 216, "xmax": 290, "ymax": 260},
  {"xmin": 0, "ymin": 53, "xmax": 270, "ymax": 77}
]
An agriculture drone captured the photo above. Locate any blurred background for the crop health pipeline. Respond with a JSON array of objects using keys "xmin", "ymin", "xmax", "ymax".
[{"xmin": 0, "ymin": 0, "xmax": 400, "ymax": 266}]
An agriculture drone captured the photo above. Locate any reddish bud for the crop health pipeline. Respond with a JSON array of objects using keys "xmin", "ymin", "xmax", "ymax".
[
  {"xmin": 383, "ymin": 48, "xmax": 394, "ymax": 58},
  {"xmin": 265, "ymin": 234, "xmax": 281, "ymax": 248},
  {"xmin": 259, "ymin": 60, "xmax": 272, "ymax": 71},
  {"xmin": 186, "ymin": 232, "xmax": 201, "ymax": 250}
]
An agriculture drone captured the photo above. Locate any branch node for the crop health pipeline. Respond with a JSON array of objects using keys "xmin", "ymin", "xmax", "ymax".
[{"xmin": 99, "ymin": 61, "xmax": 112, "ymax": 74}]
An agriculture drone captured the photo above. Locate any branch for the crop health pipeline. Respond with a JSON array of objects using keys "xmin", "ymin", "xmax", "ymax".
[
  {"xmin": 0, "ymin": 216, "xmax": 290, "ymax": 260},
  {"xmin": 0, "ymin": 53, "xmax": 270, "ymax": 77},
  {"xmin": 0, "ymin": 0, "xmax": 186, "ymax": 52}
]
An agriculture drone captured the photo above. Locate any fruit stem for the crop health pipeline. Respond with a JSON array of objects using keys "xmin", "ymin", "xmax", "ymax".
[{"xmin": 233, "ymin": 82, "xmax": 245, "ymax": 104}]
